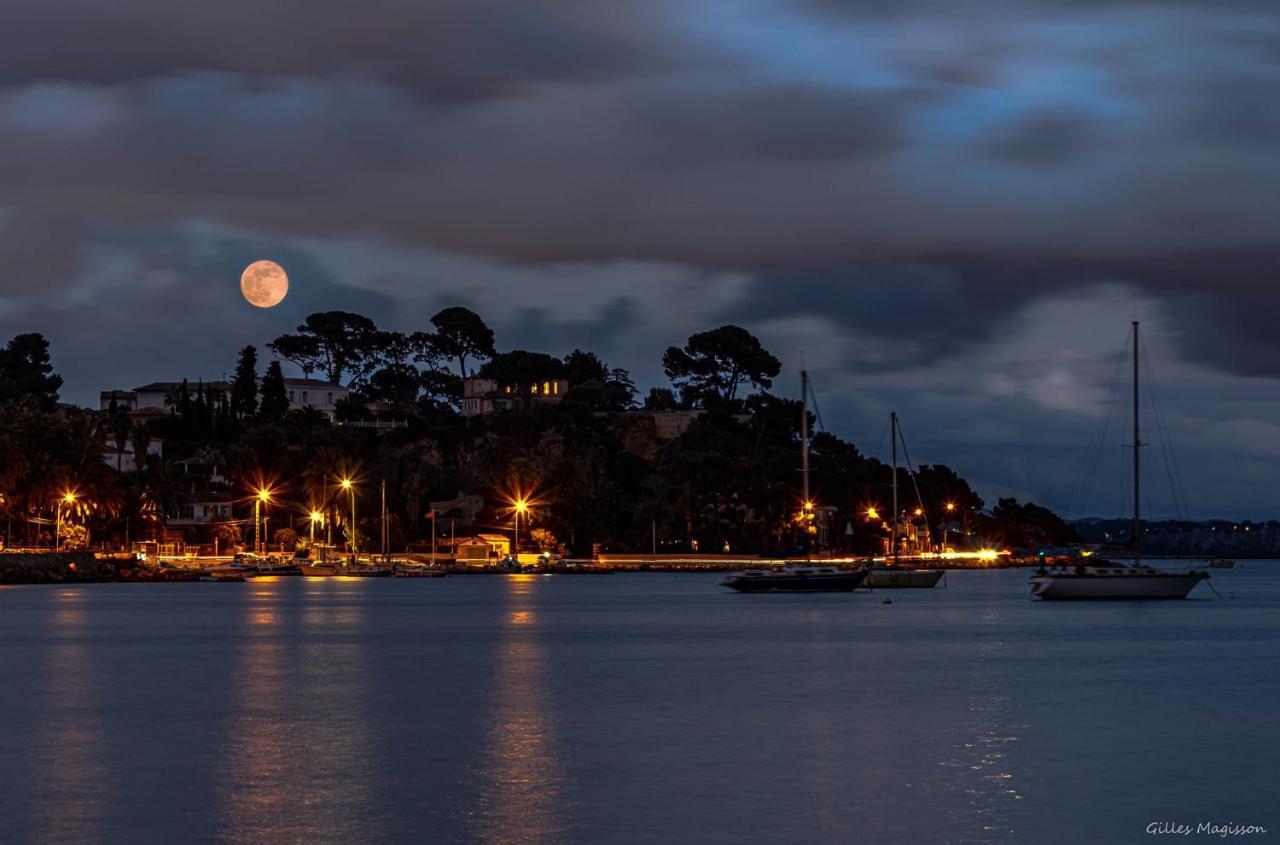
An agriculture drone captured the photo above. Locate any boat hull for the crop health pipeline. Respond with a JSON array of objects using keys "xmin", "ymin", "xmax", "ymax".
[
  {"xmin": 865, "ymin": 568, "xmax": 944, "ymax": 589},
  {"xmin": 723, "ymin": 569, "xmax": 867, "ymax": 593},
  {"xmin": 1030, "ymin": 572, "xmax": 1207, "ymax": 600},
  {"xmin": 298, "ymin": 563, "xmax": 339, "ymax": 576}
]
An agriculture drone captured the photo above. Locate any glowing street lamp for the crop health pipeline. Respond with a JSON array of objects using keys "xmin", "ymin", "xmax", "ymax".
[
  {"xmin": 339, "ymin": 478, "xmax": 357, "ymax": 557},
  {"xmin": 309, "ymin": 510, "xmax": 324, "ymax": 544},
  {"xmin": 254, "ymin": 488, "xmax": 272, "ymax": 556},
  {"xmin": 865, "ymin": 506, "xmax": 880, "ymax": 521},
  {"xmin": 512, "ymin": 498, "xmax": 528, "ymax": 555},
  {"xmin": 56, "ymin": 491, "xmax": 77, "ymax": 551}
]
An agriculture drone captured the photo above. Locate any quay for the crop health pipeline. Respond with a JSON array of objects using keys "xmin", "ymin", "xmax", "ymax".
[{"xmin": 0, "ymin": 549, "xmax": 1034, "ymax": 584}]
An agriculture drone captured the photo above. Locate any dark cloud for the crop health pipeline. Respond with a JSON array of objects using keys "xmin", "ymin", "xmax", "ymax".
[
  {"xmin": 0, "ymin": 1, "xmax": 707, "ymax": 99},
  {"xmin": 975, "ymin": 110, "xmax": 1099, "ymax": 165},
  {"xmin": 0, "ymin": 0, "xmax": 1278, "ymax": 515}
]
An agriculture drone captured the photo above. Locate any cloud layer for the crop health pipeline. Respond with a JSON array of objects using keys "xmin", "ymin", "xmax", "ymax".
[{"xmin": 1, "ymin": 0, "xmax": 1278, "ymax": 515}]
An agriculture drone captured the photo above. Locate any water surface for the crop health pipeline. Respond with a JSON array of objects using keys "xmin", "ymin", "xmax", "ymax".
[{"xmin": 2, "ymin": 567, "xmax": 1277, "ymax": 844}]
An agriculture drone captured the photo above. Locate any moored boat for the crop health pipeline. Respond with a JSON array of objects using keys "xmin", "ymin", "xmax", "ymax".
[
  {"xmin": 1030, "ymin": 561, "xmax": 1207, "ymax": 600},
  {"xmin": 1031, "ymin": 322, "xmax": 1209, "ymax": 601},
  {"xmin": 1209, "ymin": 559, "xmax": 1235, "ymax": 569},
  {"xmin": 723, "ymin": 565, "xmax": 868, "ymax": 593},
  {"xmin": 865, "ymin": 566, "xmax": 945, "ymax": 589},
  {"xmin": 394, "ymin": 563, "xmax": 450, "ymax": 577},
  {"xmin": 298, "ymin": 562, "xmax": 340, "ymax": 576},
  {"xmin": 341, "ymin": 562, "xmax": 394, "ymax": 577}
]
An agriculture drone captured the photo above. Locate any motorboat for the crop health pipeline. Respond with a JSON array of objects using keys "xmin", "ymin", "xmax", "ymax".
[{"xmin": 723, "ymin": 564, "xmax": 868, "ymax": 593}]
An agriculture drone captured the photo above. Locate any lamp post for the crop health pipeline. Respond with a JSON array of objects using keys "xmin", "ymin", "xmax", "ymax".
[
  {"xmin": 340, "ymin": 478, "xmax": 357, "ymax": 558},
  {"xmin": 944, "ymin": 502, "xmax": 955, "ymax": 549},
  {"xmin": 513, "ymin": 498, "xmax": 528, "ymax": 558},
  {"xmin": 56, "ymin": 491, "xmax": 76, "ymax": 551},
  {"xmin": 254, "ymin": 489, "xmax": 270, "ymax": 556},
  {"xmin": 309, "ymin": 510, "xmax": 323, "ymax": 545}
]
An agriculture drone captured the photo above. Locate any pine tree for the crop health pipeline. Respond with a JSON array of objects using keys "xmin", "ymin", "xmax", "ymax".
[
  {"xmin": 258, "ymin": 361, "xmax": 290, "ymax": 423},
  {"xmin": 231, "ymin": 345, "xmax": 259, "ymax": 419}
]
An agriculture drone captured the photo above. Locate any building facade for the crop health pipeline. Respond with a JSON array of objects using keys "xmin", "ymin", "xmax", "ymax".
[
  {"xmin": 100, "ymin": 378, "xmax": 348, "ymax": 419},
  {"xmin": 461, "ymin": 377, "xmax": 569, "ymax": 417}
]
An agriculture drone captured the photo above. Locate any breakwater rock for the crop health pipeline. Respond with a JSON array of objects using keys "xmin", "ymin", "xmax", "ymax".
[{"xmin": 0, "ymin": 552, "xmax": 119, "ymax": 584}]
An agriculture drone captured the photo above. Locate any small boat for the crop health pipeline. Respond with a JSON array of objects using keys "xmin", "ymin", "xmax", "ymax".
[
  {"xmin": 245, "ymin": 556, "xmax": 301, "ymax": 577},
  {"xmin": 1209, "ymin": 559, "xmax": 1235, "ymax": 569},
  {"xmin": 341, "ymin": 562, "xmax": 394, "ymax": 577},
  {"xmin": 865, "ymin": 566, "xmax": 945, "ymax": 589},
  {"xmin": 298, "ymin": 562, "xmax": 340, "ymax": 576},
  {"xmin": 1031, "ymin": 322, "xmax": 1209, "ymax": 601},
  {"xmin": 1030, "ymin": 560, "xmax": 1207, "ymax": 600},
  {"xmin": 722, "ymin": 565, "xmax": 868, "ymax": 593},
  {"xmin": 394, "ymin": 563, "xmax": 450, "ymax": 578}
]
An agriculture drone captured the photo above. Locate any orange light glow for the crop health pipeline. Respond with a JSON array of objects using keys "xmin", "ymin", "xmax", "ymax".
[
  {"xmin": 62, "ymin": 491, "xmax": 77, "ymax": 505},
  {"xmin": 309, "ymin": 510, "xmax": 324, "ymax": 523},
  {"xmin": 866, "ymin": 507, "xmax": 880, "ymax": 520}
]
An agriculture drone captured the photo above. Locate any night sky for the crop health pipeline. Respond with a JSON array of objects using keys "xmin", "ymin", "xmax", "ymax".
[{"xmin": 2, "ymin": 1, "xmax": 1277, "ymax": 518}]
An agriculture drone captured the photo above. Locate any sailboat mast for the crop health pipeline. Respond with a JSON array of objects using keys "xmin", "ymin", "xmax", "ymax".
[
  {"xmin": 891, "ymin": 411, "xmax": 899, "ymax": 564},
  {"xmin": 1133, "ymin": 320, "xmax": 1141, "ymax": 565},
  {"xmin": 800, "ymin": 369, "xmax": 810, "ymax": 504}
]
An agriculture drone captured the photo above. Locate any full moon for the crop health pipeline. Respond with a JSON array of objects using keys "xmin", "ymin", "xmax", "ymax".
[{"xmin": 240, "ymin": 260, "xmax": 289, "ymax": 308}]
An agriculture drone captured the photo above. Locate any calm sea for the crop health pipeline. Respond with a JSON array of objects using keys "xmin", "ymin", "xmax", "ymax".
[{"xmin": 1, "ymin": 567, "xmax": 1277, "ymax": 844}]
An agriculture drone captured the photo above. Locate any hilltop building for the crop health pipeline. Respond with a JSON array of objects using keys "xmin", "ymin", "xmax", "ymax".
[
  {"xmin": 100, "ymin": 378, "xmax": 348, "ymax": 419},
  {"xmin": 461, "ymin": 376, "xmax": 569, "ymax": 417}
]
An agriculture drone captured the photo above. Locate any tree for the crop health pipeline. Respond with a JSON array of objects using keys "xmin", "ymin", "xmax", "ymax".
[
  {"xmin": 643, "ymin": 387, "xmax": 679, "ymax": 411},
  {"xmin": 258, "ymin": 361, "xmax": 290, "ymax": 423},
  {"xmin": 109, "ymin": 400, "xmax": 131, "ymax": 472},
  {"xmin": 663, "ymin": 325, "xmax": 780, "ymax": 406},
  {"xmin": 427, "ymin": 307, "xmax": 495, "ymax": 381},
  {"xmin": 0, "ymin": 333, "xmax": 63, "ymax": 409},
  {"xmin": 268, "ymin": 311, "xmax": 383, "ymax": 386},
  {"xmin": 231, "ymin": 345, "xmax": 259, "ymax": 419},
  {"xmin": 562, "ymin": 349, "xmax": 609, "ymax": 384}
]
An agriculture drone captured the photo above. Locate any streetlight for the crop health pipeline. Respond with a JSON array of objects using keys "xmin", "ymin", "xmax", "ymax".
[
  {"xmin": 309, "ymin": 510, "xmax": 323, "ymax": 545},
  {"xmin": 512, "ymin": 498, "xmax": 528, "ymax": 557},
  {"xmin": 339, "ymin": 478, "xmax": 357, "ymax": 558},
  {"xmin": 944, "ymin": 502, "xmax": 955, "ymax": 548},
  {"xmin": 56, "ymin": 491, "xmax": 77, "ymax": 551},
  {"xmin": 254, "ymin": 488, "xmax": 271, "ymax": 556}
]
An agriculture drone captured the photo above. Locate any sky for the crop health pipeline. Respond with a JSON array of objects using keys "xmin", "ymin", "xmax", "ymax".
[{"xmin": 1, "ymin": 0, "xmax": 1278, "ymax": 518}]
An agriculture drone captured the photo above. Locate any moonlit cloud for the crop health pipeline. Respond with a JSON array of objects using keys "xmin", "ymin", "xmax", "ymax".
[{"xmin": 0, "ymin": 0, "xmax": 1277, "ymax": 516}]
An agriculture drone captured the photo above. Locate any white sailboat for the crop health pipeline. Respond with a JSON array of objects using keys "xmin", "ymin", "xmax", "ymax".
[
  {"xmin": 1030, "ymin": 321, "xmax": 1208, "ymax": 600},
  {"xmin": 865, "ymin": 412, "xmax": 945, "ymax": 589}
]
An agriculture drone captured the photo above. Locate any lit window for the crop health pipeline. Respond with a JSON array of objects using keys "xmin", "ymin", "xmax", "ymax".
[
  {"xmin": 543, "ymin": 381, "xmax": 550, "ymax": 395},
  {"xmin": 553, "ymin": 381, "xmax": 559, "ymax": 395}
]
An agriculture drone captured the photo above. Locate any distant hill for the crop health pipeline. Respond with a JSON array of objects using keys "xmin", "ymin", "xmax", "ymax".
[{"xmin": 1072, "ymin": 518, "xmax": 1280, "ymax": 557}]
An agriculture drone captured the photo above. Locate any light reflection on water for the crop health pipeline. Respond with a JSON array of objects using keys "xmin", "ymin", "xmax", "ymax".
[
  {"xmin": 216, "ymin": 579, "xmax": 383, "ymax": 845},
  {"xmin": 24, "ymin": 592, "xmax": 112, "ymax": 845},
  {"xmin": 467, "ymin": 574, "xmax": 572, "ymax": 845}
]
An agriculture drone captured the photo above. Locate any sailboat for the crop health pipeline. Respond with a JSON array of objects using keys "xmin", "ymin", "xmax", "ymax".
[
  {"xmin": 722, "ymin": 369, "xmax": 868, "ymax": 593},
  {"xmin": 1030, "ymin": 321, "xmax": 1208, "ymax": 600},
  {"xmin": 865, "ymin": 412, "xmax": 945, "ymax": 589}
]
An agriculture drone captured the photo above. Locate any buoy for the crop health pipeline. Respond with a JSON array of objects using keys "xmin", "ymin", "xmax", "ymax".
[{"xmin": 882, "ymin": 597, "xmax": 893, "ymax": 604}]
